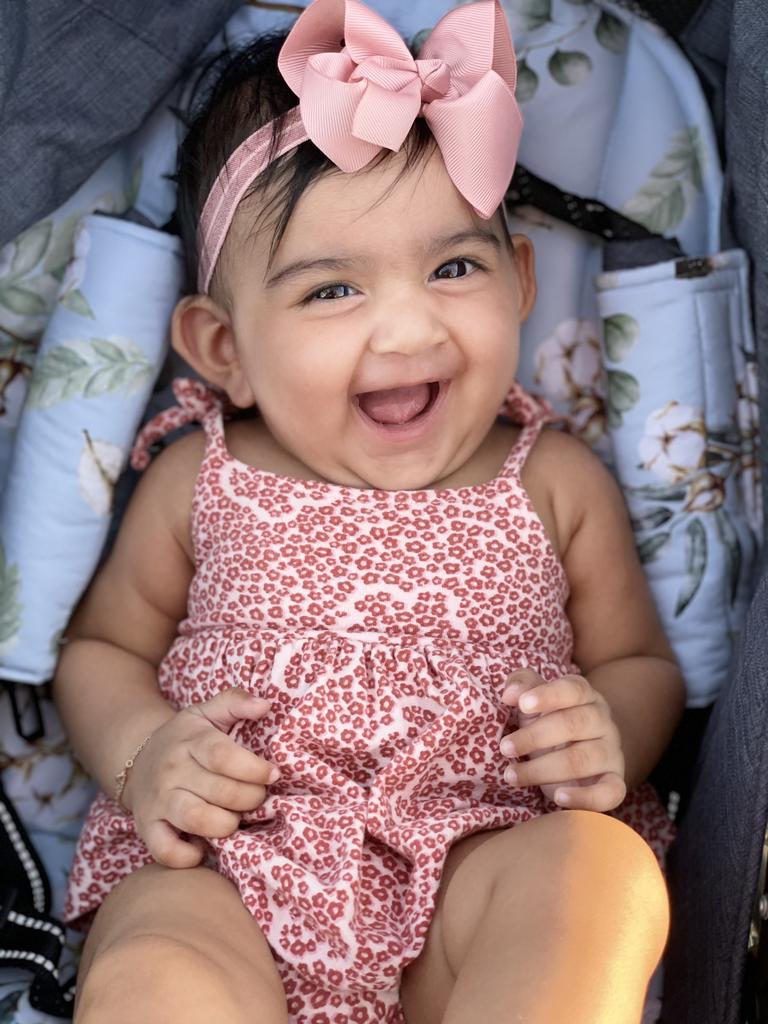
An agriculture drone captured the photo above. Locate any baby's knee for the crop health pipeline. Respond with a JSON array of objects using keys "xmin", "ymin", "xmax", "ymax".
[
  {"xmin": 486, "ymin": 812, "xmax": 669, "ymax": 953},
  {"xmin": 76, "ymin": 933, "xmax": 220, "ymax": 1023},
  {"xmin": 76, "ymin": 932, "xmax": 286, "ymax": 1024},
  {"xmin": 554, "ymin": 811, "xmax": 670, "ymax": 957}
]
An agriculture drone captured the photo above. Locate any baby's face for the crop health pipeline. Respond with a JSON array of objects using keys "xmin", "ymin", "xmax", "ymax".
[{"xmin": 218, "ymin": 147, "xmax": 534, "ymax": 491}]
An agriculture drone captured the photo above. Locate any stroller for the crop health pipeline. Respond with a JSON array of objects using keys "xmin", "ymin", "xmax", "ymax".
[{"xmin": 0, "ymin": 0, "xmax": 765, "ymax": 1020}]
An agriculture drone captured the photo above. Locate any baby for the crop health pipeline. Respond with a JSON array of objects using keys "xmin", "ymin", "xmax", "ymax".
[{"xmin": 54, "ymin": 1, "xmax": 685, "ymax": 1021}]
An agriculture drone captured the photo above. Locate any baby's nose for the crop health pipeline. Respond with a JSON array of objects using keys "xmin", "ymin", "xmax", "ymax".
[{"xmin": 368, "ymin": 295, "xmax": 449, "ymax": 357}]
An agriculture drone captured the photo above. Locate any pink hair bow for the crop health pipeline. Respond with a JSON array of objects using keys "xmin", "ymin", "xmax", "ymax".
[
  {"xmin": 197, "ymin": 0, "xmax": 522, "ymax": 293},
  {"xmin": 278, "ymin": 0, "xmax": 522, "ymax": 218}
]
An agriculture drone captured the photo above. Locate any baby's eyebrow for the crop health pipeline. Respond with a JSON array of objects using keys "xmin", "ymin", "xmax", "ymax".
[
  {"xmin": 264, "ymin": 229, "xmax": 501, "ymax": 288},
  {"xmin": 265, "ymin": 256, "xmax": 364, "ymax": 289},
  {"xmin": 425, "ymin": 228, "xmax": 502, "ymax": 255}
]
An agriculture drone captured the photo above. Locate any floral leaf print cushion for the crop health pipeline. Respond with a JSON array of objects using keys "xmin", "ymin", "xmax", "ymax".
[
  {"xmin": 591, "ymin": 252, "xmax": 759, "ymax": 707},
  {"xmin": 0, "ymin": 216, "xmax": 183, "ymax": 685},
  {"xmin": 502, "ymin": 0, "xmax": 757, "ymax": 707}
]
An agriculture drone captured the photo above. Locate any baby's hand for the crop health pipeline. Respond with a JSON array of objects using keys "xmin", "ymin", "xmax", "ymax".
[
  {"xmin": 122, "ymin": 688, "xmax": 280, "ymax": 868},
  {"xmin": 500, "ymin": 668, "xmax": 626, "ymax": 812}
]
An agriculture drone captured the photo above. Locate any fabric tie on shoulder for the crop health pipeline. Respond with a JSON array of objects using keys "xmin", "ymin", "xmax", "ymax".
[
  {"xmin": 499, "ymin": 379, "xmax": 566, "ymax": 429},
  {"xmin": 130, "ymin": 378, "xmax": 227, "ymax": 470}
]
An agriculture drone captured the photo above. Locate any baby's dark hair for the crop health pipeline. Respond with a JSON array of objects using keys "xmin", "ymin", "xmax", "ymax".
[{"xmin": 175, "ymin": 29, "xmax": 434, "ymax": 296}]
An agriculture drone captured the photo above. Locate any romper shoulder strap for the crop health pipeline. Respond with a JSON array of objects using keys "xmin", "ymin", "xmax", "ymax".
[
  {"xmin": 497, "ymin": 380, "xmax": 568, "ymax": 476},
  {"xmin": 130, "ymin": 378, "xmax": 229, "ymax": 470}
]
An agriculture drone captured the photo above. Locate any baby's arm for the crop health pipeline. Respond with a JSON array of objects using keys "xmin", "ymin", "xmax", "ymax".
[
  {"xmin": 54, "ymin": 434, "xmax": 278, "ymax": 866},
  {"xmin": 502, "ymin": 431, "xmax": 685, "ymax": 808}
]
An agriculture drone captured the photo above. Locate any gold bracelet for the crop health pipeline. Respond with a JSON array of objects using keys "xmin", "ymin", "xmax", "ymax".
[{"xmin": 114, "ymin": 734, "xmax": 153, "ymax": 810}]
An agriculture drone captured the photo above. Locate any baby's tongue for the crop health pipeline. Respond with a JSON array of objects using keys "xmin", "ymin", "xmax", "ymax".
[{"xmin": 357, "ymin": 384, "xmax": 431, "ymax": 425}]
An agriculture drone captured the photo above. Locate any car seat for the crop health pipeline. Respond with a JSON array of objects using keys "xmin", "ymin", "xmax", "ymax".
[{"xmin": 0, "ymin": 1, "xmax": 765, "ymax": 1021}]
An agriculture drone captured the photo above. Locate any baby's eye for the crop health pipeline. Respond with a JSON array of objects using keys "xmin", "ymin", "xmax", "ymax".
[
  {"xmin": 432, "ymin": 258, "xmax": 480, "ymax": 281},
  {"xmin": 310, "ymin": 283, "xmax": 357, "ymax": 301}
]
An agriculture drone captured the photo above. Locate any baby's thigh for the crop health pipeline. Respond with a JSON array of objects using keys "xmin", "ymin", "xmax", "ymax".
[
  {"xmin": 400, "ymin": 826, "xmax": 506, "ymax": 1021},
  {"xmin": 76, "ymin": 863, "xmax": 287, "ymax": 1024}
]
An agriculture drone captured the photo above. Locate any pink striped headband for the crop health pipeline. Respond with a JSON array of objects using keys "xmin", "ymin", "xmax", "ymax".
[{"xmin": 197, "ymin": 0, "xmax": 523, "ymax": 294}]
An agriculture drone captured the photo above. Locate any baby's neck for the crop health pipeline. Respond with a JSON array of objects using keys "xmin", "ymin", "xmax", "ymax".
[{"xmin": 222, "ymin": 416, "xmax": 520, "ymax": 492}]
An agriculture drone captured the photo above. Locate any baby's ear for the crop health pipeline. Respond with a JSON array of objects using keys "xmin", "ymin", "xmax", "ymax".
[
  {"xmin": 510, "ymin": 234, "xmax": 537, "ymax": 322},
  {"xmin": 171, "ymin": 295, "xmax": 254, "ymax": 408}
]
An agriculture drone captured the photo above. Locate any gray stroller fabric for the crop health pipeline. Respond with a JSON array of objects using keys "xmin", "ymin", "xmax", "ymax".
[
  {"xmin": 0, "ymin": 0, "xmax": 241, "ymax": 247},
  {"xmin": 662, "ymin": 569, "xmax": 768, "ymax": 1023},
  {"xmin": 655, "ymin": 5, "xmax": 768, "ymax": 1018}
]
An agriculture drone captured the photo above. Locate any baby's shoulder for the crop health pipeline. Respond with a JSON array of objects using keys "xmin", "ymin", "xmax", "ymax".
[
  {"xmin": 134, "ymin": 429, "xmax": 207, "ymax": 537},
  {"xmin": 523, "ymin": 427, "xmax": 624, "ymax": 555},
  {"xmin": 146, "ymin": 427, "xmax": 208, "ymax": 485},
  {"xmin": 526, "ymin": 425, "xmax": 606, "ymax": 480}
]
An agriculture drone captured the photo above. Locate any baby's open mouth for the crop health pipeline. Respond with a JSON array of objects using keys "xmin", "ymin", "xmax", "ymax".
[{"xmin": 354, "ymin": 381, "xmax": 441, "ymax": 425}]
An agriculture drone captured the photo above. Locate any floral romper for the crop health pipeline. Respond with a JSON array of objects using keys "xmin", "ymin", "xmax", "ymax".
[{"xmin": 65, "ymin": 377, "xmax": 674, "ymax": 1023}]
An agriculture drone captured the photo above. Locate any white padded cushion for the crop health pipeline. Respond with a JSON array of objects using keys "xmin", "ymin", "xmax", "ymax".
[{"xmin": 0, "ymin": 215, "xmax": 183, "ymax": 682}]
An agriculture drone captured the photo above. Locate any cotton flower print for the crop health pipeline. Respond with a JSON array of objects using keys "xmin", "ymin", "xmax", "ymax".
[
  {"xmin": 78, "ymin": 433, "xmax": 124, "ymax": 517},
  {"xmin": 534, "ymin": 318, "xmax": 608, "ymax": 448},
  {"xmin": 638, "ymin": 401, "xmax": 706, "ymax": 483},
  {"xmin": 0, "ymin": 325, "xmax": 36, "ymax": 423},
  {"xmin": 683, "ymin": 472, "xmax": 724, "ymax": 514},
  {"xmin": 629, "ymin": 399, "xmax": 755, "ymax": 615}
]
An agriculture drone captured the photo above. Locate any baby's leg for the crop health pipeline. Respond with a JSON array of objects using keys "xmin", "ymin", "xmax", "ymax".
[
  {"xmin": 401, "ymin": 810, "xmax": 668, "ymax": 1024},
  {"xmin": 75, "ymin": 863, "xmax": 287, "ymax": 1024}
]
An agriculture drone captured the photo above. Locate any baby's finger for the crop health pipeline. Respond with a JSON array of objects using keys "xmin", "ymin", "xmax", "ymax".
[
  {"xmin": 515, "ymin": 674, "xmax": 593, "ymax": 717},
  {"xmin": 143, "ymin": 819, "xmax": 205, "ymax": 870},
  {"xmin": 552, "ymin": 773, "xmax": 627, "ymax": 812},
  {"xmin": 192, "ymin": 771, "xmax": 269, "ymax": 812},
  {"xmin": 504, "ymin": 738, "xmax": 620, "ymax": 789},
  {"xmin": 501, "ymin": 667, "xmax": 545, "ymax": 706},
  {"xmin": 192, "ymin": 732, "xmax": 280, "ymax": 786},
  {"xmin": 187, "ymin": 688, "xmax": 272, "ymax": 734},
  {"xmin": 167, "ymin": 789, "xmax": 242, "ymax": 840},
  {"xmin": 501, "ymin": 703, "xmax": 606, "ymax": 759}
]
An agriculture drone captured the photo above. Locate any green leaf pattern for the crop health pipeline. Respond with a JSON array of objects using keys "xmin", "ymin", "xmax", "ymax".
[
  {"xmin": 626, "ymin": 398, "xmax": 753, "ymax": 616},
  {"xmin": 548, "ymin": 48, "xmax": 593, "ymax": 85},
  {"xmin": 623, "ymin": 127, "xmax": 705, "ymax": 233},
  {"xmin": 43, "ymin": 212, "xmax": 83, "ymax": 280},
  {"xmin": 61, "ymin": 288, "xmax": 96, "ymax": 319},
  {"xmin": 10, "ymin": 220, "xmax": 52, "ymax": 277},
  {"xmin": 594, "ymin": 11, "xmax": 628, "ymax": 54},
  {"xmin": 603, "ymin": 314, "xmax": 639, "ymax": 362},
  {"xmin": 630, "ymin": 507, "xmax": 674, "ymax": 533},
  {"xmin": 714, "ymin": 507, "xmax": 742, "ymax": 604},
  {"xmin": 516, "ymin": 58, "xmax": 540, "ymax": 101},
  {"xmin": 501, "ymin": 0, "xmax": 628, "ymax": 99},
  {"xmin": 502, "ymin": 0, "xmax": 552, "ymax": 32},
  {"xmin": 637, "ymin": 532, "xmax": 671, "ymax": 564},
  {"xmin": 27, "ymin": 337, "xmax": 154, "ymax": 409},
  {"xmin": 675, "ymin": 519, "xmax": 707, "ymax": 615},
  {"xmin": 0, "ymin": 159, "xmax": 143, "ymax": 330},
  {"xmin": 606, "ymin": 369, "xmax": 640, "ymax": 427},
  {"xmin": 0, "ymin": 540, "xmax": 22, "ymax": 654}
]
